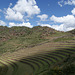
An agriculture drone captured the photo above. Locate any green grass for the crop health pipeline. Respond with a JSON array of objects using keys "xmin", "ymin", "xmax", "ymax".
[
  {"xmin": 53, "ymin": 36, "xmax": 74, "ymax": 42},
  {"xmin": 0, "ymin": 47, "xmax": 75, "ymax": 75},
  {"xmin": 0, "ymin": 26, "xmax": 75, "ymax": 54},
  {"xmin": 43, "ymin": 57, "xmax": 75, "ymax": 75},
  {"xmin": 0, "ymin": 36, "xmax": 47, "ymax": 54},
  {"xmin": 0, "ymin": 26, "xmax": 75, "ymax": 75}
]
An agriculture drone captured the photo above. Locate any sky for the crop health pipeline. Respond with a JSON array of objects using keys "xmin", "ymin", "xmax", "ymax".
[{"xmin": 0, "ymin": 0, "xmax": 75, "ymax": 31}]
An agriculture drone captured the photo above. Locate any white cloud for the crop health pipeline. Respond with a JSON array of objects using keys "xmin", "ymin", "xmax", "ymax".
[
  {"xmin": 58, "ymin": 0, "xmax": 75, "ymax": 7},
  {"xmin": 38, "ymin": 23, "xmax": 74, "ymax": 31},
  {"xmin": 66, "ymin": 27, "xmax": 74, "ymax": 31},
  {"xmin": 38, "ymin": 23, "xmax": 51, "ymax": 27},
  {"xmin": 64, "ymin": 0, "xmax": 75, "ymax": 5},
  {"xmin": 58, "ymin": 0, "xmax": 64, "ymax": 7},
  {"xmin": 0, "ymin": 20, "xmax": 7, "ymax": 26},
  {"xmin": 0, "ymin": 9, "xmax": 2, "ymax": 12},
  {"xmin": 9, "ymin": 22, "xmax": 33, "ymax": 28},
  {"xmin": 5, "ymin": 0, "xmax": 40, "ymax": 21},
  {"xmin": 13, "ymin": 0, "xmax": 40, "ymax": 16},
  {"xmin": 51, "ymin": 24, "xmax": 65, "ymax": 31},
  {"xmin": 71, "ymin": 8, "xmax": 75, "ymax": 15},
  {"xmin": 9, "ymin": 3, "xmax": 12, "ymax": 8},
  {"xmin": 50, "ymin": 15, "xmax": 64, "ymax": 23},
  {"xmin": 26, "ymin": 19, "xmax": 29, "ymax": 21},
  {"xmin": 5, "ymin": 8, "xmax": 24, "ymax": 21},
  {"xmin": 38, "ymin": 23, "xmax": 65, "ymax": 31},
  {"xmin": 51, "ymin": 24, "xmax": 75, "ymax": 31},
  {"xmin": 50, "ymin": 15, "xmax": 75, "ymax": 26},
  {"xmin": 58, "ymin": 2, "xmax": 62, "ymax": 7},
  {"xmin": 37, "ymin": 14, "xmax": 48, "ymax": 21},
  {"xmin": 50, "ymin": 15, "xmax": 75, "ymax": 31},
  {"xmin": 50, "ymin": 15, "xmax": 75, "ymax": 24}
]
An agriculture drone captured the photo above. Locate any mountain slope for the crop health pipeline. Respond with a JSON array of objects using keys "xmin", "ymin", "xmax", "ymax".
[
  {"xmin": 68, "ymin": 29, "xmax": 75, "ymax": 35},
  {"xmin": 0, "ymin": 26, "xmax": 75, "ymax": 55}
]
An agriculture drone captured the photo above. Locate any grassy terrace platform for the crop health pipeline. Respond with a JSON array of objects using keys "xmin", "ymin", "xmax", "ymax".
[{"xmin": 0, "ymin": 46, "xmax": 75, "ymax": 75}]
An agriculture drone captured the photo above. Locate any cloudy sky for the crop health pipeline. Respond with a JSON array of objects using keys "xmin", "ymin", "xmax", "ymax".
[{"xmin": 0, "ymin": 0, "xmax": 75, "ymax": 31}]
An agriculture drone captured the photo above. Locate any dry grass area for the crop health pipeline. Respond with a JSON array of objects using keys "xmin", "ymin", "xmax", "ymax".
[
  {"xmin": 0, "ymin": 26, "xmax": 75, "ymax": 62},
  {"xmin": 0, "ymin": 40, "xmax": 75, "ymax": 63}
]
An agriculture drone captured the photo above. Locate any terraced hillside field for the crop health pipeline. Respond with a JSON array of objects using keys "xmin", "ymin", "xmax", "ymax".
[
  {"xmin": 0, "ymin": 26, "xmax": 75, "ymax": 75},
  {"xmin": 0, "ymin": 47, "xmax": 75, "ymax": 75}
]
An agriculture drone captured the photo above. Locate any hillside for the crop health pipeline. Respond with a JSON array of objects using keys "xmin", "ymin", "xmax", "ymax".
[
  {"xmin": 0, "ymin": 26, "xmax": 75, "ymax": 75},
  {"xmin": 0, "ymin": 26, "xmax": 75, "ymax": 55},
  {"xmin": 0, "ymin": 26, "xmax": 58, "ymax": 54},
  {"xmin": 68, "ymin": 29, "xmax": 75, "ymax": 35}
]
